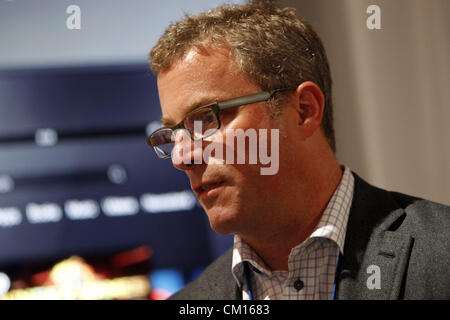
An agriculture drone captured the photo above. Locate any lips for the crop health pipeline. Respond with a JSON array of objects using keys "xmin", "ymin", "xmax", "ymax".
[{"xmin": 194, "ymin": 180, "xmax": 226, "ymax": 197}]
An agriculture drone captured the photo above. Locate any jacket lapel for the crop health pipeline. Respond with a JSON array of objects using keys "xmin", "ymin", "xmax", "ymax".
[
  {"xmin": 204, "ymin": 248, "xmax": 242, "ymax": 300},
  {"xmin": 336, "ymin": 174, "xmax": 413, "ymax": 300}
]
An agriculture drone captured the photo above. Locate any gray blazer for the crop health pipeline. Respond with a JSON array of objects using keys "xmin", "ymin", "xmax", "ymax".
[{"xmin": 170, "ymin": 173, "xmax": 450, "ymax": 299}]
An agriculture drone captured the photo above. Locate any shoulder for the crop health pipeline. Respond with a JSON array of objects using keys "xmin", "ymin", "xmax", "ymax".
[
  {"xmin": 390, "ymin": 191, "xmax": 450, "ymax": 225},
  {"xmin": 169, "ymin": 248, "xmax": 239, "ymax": 300},
  {"xmin": 347, "ymin": 172, "xmax": 450, "ymax": 264},
  {"xmin": 388, "ymin": 190, "xmax": 450, "ymax": 250},
  {"xmin": 351, "ymin": 172, "xmax": 450, "ymax": 233},
  {"xmin": 388, "ymin": 189, "xmax": 450, "ymax": 251},
  {"xmin": 342, "ymin": 173, "xmax": 450, "ymax": 298},
  {"xmin": 388, "ymin": 192, "xmax": 450, "ymax": 298}
]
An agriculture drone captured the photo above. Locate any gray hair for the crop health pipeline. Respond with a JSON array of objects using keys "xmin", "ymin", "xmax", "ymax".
[{"xmin": 150, "ymin": 1, "xmax": 335, "ymax": 152}]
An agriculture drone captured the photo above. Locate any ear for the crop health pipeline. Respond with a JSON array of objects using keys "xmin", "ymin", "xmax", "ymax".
[{"xmin": 293, "ymin": 81, "xmax": 325, "ymax": 139}]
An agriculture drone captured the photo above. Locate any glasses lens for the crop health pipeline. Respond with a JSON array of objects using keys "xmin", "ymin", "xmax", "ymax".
[
  {"xmin": 184, "ymin": 107, "xmax": 219, "ymax": 140},
  {"xmin": 148, "ymin": 128, "xmax": 173, "ymax": 158}
]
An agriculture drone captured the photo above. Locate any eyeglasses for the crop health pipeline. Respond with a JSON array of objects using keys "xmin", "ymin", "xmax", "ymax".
[{"xmin": 147, "ymin": 89, "xmax": 287, "ymax": 158}]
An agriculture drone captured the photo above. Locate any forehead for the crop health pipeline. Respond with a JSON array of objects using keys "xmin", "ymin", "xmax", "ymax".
[
  {"xmin": 156, "ymin": 47, "xmax": 260, "ymax": 125},
  {"xmin": 160, "ymin": 46, "xmax": 240, "ymax": 88}
]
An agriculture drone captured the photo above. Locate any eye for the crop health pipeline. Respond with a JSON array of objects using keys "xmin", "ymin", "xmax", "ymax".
[
  {"xmin": 186, "ymin": 109, "xmax": 214, "ymax": 124},
  {"xmin": 184, "ymin": 108, "xmax": 219, "ymax": 134},
  {"xmin": 203, "ymin": 112, "xmax": 216, "ymax": 123}
]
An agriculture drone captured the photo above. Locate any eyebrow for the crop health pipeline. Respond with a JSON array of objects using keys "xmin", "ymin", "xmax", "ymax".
[
  {"xmin": 159, "ymin": 96, "xmax": 218, "ymax": 127},
  {"xmin": 160, "ymin": 116, "xmax": 175, "ymax": 127}
]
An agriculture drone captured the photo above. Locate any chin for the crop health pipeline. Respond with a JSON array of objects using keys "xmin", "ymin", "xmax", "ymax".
[{"xmin": 206, "ymin": 206, "xmax": 242, "ymax": 235}]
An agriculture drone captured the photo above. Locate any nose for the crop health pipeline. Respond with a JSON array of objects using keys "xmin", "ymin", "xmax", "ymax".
[{"xmin": 171, "ymin": 129, "xmax": 202, "ymax": 171}]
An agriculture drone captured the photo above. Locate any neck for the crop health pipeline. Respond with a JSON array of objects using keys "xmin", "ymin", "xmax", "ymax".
[{"xmin": 241, "ymin": 159, "xmax": 343, "ymax": 271}]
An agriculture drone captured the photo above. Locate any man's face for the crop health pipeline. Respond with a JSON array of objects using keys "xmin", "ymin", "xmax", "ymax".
[{"xmin": 157, "ymin": 47, "xmax": 300, "ymax": 237}]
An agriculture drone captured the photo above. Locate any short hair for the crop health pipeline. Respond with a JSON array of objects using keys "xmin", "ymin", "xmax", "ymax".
[{"xmin": 150, "ymin": 1, "xmax": 336, "ymax": 152}]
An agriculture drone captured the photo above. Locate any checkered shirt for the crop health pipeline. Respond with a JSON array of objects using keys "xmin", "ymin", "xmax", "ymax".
[{"xmin": 231, "ymin": 166, "xmax": 354, "ymax": 300}]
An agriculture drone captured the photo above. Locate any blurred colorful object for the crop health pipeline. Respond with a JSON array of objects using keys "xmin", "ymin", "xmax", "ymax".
[
  {"xmin": 149, "ymin": 269, "xmax": 185, "ymax": 300},
  {"xmin": 1, "ymin": 246, "xmax": 152, "ymax": 300}
]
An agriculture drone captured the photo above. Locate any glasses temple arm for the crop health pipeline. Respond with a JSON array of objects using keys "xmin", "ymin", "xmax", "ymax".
[{"xmin": 218, "ymin": 90, "xmax": 282, "ymax": 110}]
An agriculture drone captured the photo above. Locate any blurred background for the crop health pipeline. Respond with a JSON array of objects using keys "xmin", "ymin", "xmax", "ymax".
[{"xmin": 0, "ymin": 0, "xmax": 448, "ymax": 299}]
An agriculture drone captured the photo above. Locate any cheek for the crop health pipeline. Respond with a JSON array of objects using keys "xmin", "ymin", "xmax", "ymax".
[{"xmin": 242, "ymin": 107, "xmax": 272, "ymax": 129}]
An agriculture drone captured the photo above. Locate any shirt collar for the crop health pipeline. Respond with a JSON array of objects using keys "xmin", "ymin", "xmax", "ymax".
[
  {"xmin": 309, "ymin": 165, "xmax": 354, "ymax": 255},
  {"xmin": 231, "ymin": 166, "xmax": 354, "ymax": 285}
]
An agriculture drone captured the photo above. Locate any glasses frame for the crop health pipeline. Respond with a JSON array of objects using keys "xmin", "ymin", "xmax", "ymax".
[{"xmin": 147, "ymin": 89, "xmax": 288, "ymax": 159}]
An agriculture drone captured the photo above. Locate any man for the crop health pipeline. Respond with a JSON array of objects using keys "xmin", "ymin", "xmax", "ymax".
[{"xmin": 147, "ymin": 1, "xmax": 449, "ymax": 299}]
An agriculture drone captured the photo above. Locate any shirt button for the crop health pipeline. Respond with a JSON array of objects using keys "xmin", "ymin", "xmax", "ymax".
[{"xmin": 293, "ymin": 279, "xmax": 304, "ymax": 291}]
